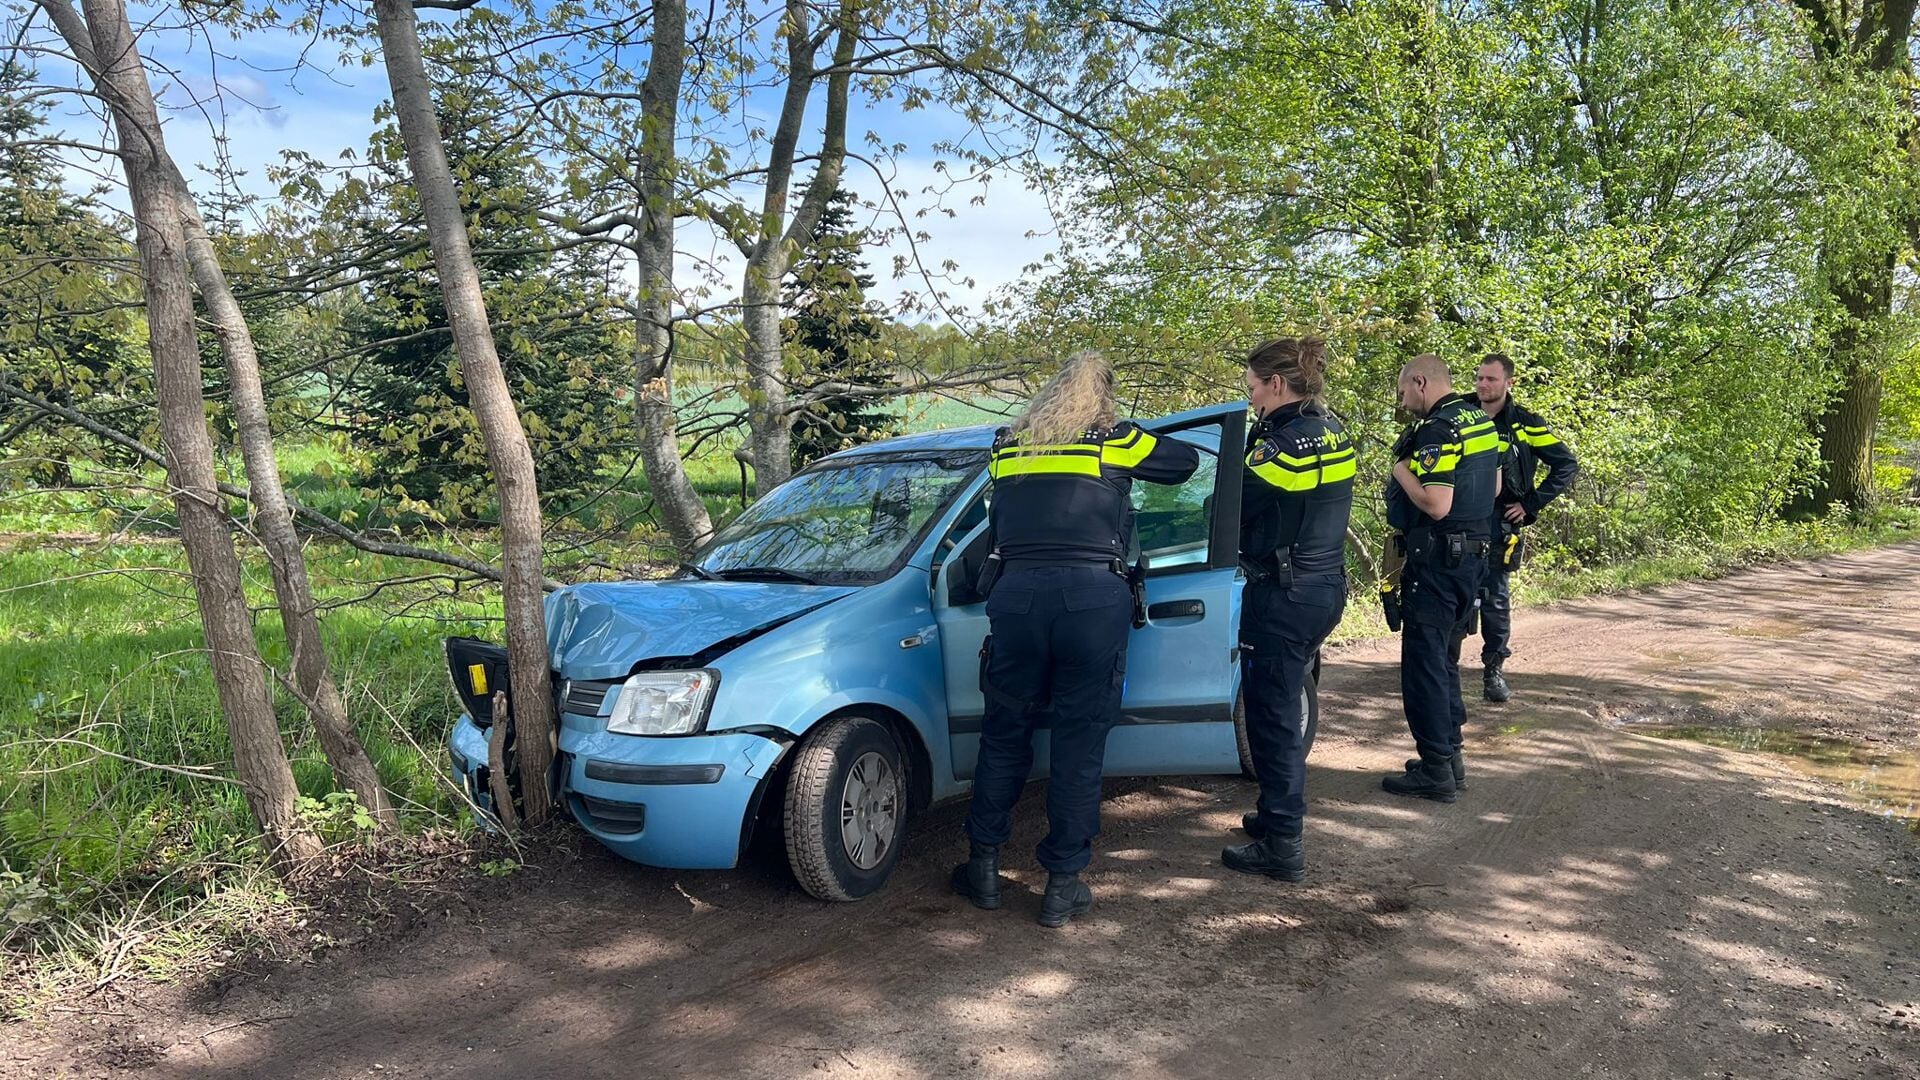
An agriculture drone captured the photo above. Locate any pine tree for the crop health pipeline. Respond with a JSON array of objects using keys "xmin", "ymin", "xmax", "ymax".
[{"xmin": 783, "ymin": 189, "xmax": 901, "ymax": 469}]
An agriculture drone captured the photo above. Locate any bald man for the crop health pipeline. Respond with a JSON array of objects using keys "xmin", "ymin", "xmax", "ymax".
[{"xmin": 1382, "ymin": 354, "xmax": 1500, "ymax": 802}]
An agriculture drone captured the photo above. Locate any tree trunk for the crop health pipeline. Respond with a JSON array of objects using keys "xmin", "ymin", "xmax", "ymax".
[
  {"xmin": 56, "ymin": 0, "xmax": 322, "ymax": 867},
  {"xmin": 178, "ymin": 208, "xmax": 396, "ymax": 828},
  {"xmin": 1807, "ymin": 261, "xmax": 1891, "ymax": 511},
  {"xmin": 742, "ymin": 262, "xmax": 792, "ymax": 495},
  {"xmin": 632, "ymin": 0, "xmax": 714, "ymax": 552},
  {"xmin": 371, "ymin": 0, "xmax": 557, "ymax": 826},
  {"xmin": 1792, "ymin": 0, "xmax": 1916, "ymax": 514},
  {"xmin": 740, "ymin": 0, "xmax": 859, "ymax": 496}
]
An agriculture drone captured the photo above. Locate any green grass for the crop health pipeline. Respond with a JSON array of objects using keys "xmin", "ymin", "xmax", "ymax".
[{"xmin": 0, "ymin": 535, "xmax": 496, "ymax": 980}]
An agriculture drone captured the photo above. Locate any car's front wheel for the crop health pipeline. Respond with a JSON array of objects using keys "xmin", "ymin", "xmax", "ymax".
[
  {"xmin": 1234, "ymin": 662, "xmax": 1321, "ymax": 779},
  {"xmin": 783, "ymin": 715, "xmax": 906, "ymax": 901}
]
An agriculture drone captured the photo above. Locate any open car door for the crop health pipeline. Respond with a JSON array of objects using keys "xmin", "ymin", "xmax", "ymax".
[
  {"xmin": 1101, "ymin": 403, "xmax": 1246, "ymax": 775},
  {"xmin": 931, "ymin": 402, "xmax": 1249, "ymax": 782}
]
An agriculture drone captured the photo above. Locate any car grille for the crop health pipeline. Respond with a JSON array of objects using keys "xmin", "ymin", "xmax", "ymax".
[{"xmin": 561, "ymin": 678, "xmax": 619, "ymax": 715}]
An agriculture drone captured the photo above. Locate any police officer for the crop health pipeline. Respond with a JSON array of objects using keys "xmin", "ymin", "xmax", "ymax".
[
  {"xmin": 951, "ymin": 351, "xmax": 1199, "ymax": 927},
  {"xmin": 1382, "ymin": 354, "xmax": 1500, "ymax": 802},
  {"xmin": 1220, "ymin": 338, "xmax": 1354, "ymax": 882},
  {"xmin": 1473, "ymin": 353, "xmax": 1579, "ymax": 703}
]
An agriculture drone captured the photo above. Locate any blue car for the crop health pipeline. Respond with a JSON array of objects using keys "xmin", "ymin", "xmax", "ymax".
[{"xmin": 444, "ymin": 401, "xmax": 1321, "ymax": 900}]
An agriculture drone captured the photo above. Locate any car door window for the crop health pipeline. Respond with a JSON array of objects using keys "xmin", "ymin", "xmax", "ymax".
[{"xmin": 1132, "ymin": 423, "xmax": 1220, "ymax": 571}]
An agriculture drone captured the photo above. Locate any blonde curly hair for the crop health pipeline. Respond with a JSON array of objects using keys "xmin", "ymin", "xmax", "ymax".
[{"xmin": 1009, "ymin": 351, "xmax": 1119, "ymax": 445}]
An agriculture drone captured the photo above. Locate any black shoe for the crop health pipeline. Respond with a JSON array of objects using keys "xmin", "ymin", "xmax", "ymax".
[
  {"xmin": 1403, "ymin": 752, "xmax": 1468, "ymax": 791},
  {"xmin": 1037, "ymin": 872, "xmax": 1093, "ymax": 928},
  {"xmin": 950, "ymin": 843, "xmax": 1001, "ymax": 910},
  {"xmin": 1222, "ymin": 834, "xmax": 1305, "ymax": 882},
  {"xmin": 1483, "ymin": 664, "xmax": 1511, "ymax": 703},
  {"xmin": 1241, "ymin": 811, "xmax": 1267, "ymax": 839},
  {"xmin": 1383, "ymin": 758, "xmax": 1458, "ymax": 803}
]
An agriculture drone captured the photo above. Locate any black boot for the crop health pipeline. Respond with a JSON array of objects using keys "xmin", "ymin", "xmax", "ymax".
[
  {"xmin": 1483, "ymin": 663, "xmax": 1511, "ymax": 703},
  {"xmin": 1241, "ymin": 812, "xmax": 1267, "ymax": 839},
  {"xmin": 1383, "ymin": 757, "xmax": 1458, "ymax": 803},
  {"xmin": 1037, "ymin": 872, "xmax": 1093, "ymax": 928},
  {"xmin": 949, "ymin": 842, "xmax": 1001, "ymax": 910},
  {"xmin": 1222, "ymin": 833, "xmax": 1306, "ymax": 882},
  {"xmin": 1402, "ymin": 751, "xmax": 1468, "ymax": 791}
]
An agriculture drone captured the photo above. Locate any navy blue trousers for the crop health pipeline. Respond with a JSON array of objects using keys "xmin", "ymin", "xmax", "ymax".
[
  {"xmin": 964, "ymin": 565, "xmax": 1131, "ymax": 873},
  {"xmin": 1479, "ymin": 564, "xmax": 1512, "ymax": 665},
  {"xmin": 1401, "ymin": 554, "xmax": 1488, "ymax": 762},
  {"xmin": 1240, "ymin": 573, "xmax": 1346, "ymax": 839}
]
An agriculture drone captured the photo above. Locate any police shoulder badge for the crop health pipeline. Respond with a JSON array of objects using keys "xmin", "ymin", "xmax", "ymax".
[
  {"xmin": 1417, "ymin": 444, "xmax": 1443, "ymax": 471},
  {"xmin": 1249, "ymin": 438, "xmax": 1278, "ymax": 465}
]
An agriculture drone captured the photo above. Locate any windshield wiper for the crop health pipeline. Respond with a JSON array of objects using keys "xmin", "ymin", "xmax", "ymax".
[
  {"xmin": 712, "ymin": 566, "xmax": 823, "ymax": 585},
  {"xmin": 675, "ymin": 562, "xmax": 717, "ymax": 581}
]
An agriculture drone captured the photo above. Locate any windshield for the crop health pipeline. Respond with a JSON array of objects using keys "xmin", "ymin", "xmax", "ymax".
[{"xmin": 693, "ymin": 452, "xmax": 984, "ymax": 584}]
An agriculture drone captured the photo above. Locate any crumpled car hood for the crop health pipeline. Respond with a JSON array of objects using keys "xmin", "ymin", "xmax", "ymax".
[{"xmin": 544, "ymin": 580, "xmax": 858, "ymax": 681}]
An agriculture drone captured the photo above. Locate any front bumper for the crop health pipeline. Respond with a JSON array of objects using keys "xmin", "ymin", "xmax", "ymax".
[{"xmin": 448, "ymin": 714, "xmax": 789, "ymax": 869}]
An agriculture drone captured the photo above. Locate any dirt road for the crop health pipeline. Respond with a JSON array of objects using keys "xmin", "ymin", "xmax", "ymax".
[{"xmin": 11, "ymin": 544, "xmax": 1920, "ymax": 1079}]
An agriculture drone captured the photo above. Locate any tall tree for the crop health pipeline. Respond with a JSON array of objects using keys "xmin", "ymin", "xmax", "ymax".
[
  {"xmin": 783, "ymin": 188, "xmax": 898, "ymax": 468},
  {"xmin": 1790, "ymin": 0, "xmax": 1919, "ymax": 511},
  {"xmin": 37, "ymin": 0, "xmax": 325, "ymax": 867},
  {"xmin": 370, "ymin": 0, "xmax": 557, "ymax": 825},
  {"xmin": 730, "ymin": 0, "xmax": 859, "ymax": 495},
  {"xmin": 37, "ymin": 5, "xmax": 395, "ymax": 829},
  {"xmin": 342, "ymin": 78, "xmax": 627, "ymax": 523},
  {"xmin": 0, "ymin": 60, "xmax": 145, "ymax": 485},
  {"xmin": 628, "ymin": 0, "xmax": 714, "ymax": 553}
]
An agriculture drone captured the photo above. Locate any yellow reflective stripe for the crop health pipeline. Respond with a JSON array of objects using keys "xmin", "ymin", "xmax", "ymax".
[
  {"xmin": 1252, "ymin": 458, "xmax": 1320, "ymax": 491},
  {"xmin": 1517, "ymin": 427, "xmax": 1562, "ymax": 447},
  {"xmin": 995, "ymin": 441, "xmax": 1099, "ymax": 456},
  {"xmin": 1461, "ymin": 431, "xmax": 1500, "ymax": 456},
  {"xmin": 990, "ymin": 453, "xmax": 1101, "ymax": 478},
  {"xmin": 1319, "ymin": 455, "xmax": 1357, "ymax": 483},
  {"xmin": 1101, "ymin": 429, "xmax": 1158, "ymax": 468}
]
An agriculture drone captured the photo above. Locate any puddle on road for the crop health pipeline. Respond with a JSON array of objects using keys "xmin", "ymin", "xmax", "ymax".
[{"xmin": 1631, "ymin": 725, "xmax": 1920, "ymax": 835}]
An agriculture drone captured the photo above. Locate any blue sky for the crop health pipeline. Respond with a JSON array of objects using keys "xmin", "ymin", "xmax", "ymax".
[{"xmin": 31, "ymin": 3, "xmax": 1065, "ymax": 321}]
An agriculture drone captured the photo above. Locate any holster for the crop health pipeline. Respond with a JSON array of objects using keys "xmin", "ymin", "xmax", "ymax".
[
  {"xmin": 974, "ymin": 550, "xmax": 1003, "ymax": 599},
  {"xmin": 1501, "ymin": 526, "xmax": 1525, "ymax": 572},
  {"xmin": 1380, "ymin": 532, "xmax": 1406, "ymax": 633},
  {"xmin": 1239, "ymin": 549, "xmax": 1294, "ymax": 589},
  {"xmin": 1380, "ymin": 579, "xmax": 1403, "ymax": 633},
  {"xmin": 1466, "ymin": 592, "xmax": 1482, "ymax": 636},
  {"xmin": 1125, "ymin": 560, "xmax": 1148, "ymax": 629}
]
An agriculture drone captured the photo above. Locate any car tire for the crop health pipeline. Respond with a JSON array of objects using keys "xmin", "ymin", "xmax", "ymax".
[
  {"xmin": 1234, "ymin": 661, "xmax": 1321, "ymax": 779},
  {"xmin": 783, "ymin": 715, "xmax": 907, "ymax": 902}
]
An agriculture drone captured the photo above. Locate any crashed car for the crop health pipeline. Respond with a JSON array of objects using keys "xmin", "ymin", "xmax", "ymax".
[{"xmin": 444, "ymin": 401, "xmax": 1320, "ymax": 901}]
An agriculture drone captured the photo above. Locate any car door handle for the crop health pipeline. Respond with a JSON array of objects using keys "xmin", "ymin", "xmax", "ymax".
[{"xmin": 1147, "ymin": 599, "xmax": 1205, "ymax": 620}]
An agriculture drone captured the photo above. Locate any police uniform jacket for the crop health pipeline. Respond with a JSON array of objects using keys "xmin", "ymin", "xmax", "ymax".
[
  {"xmin": 987, "ymin": 421, "xmax": 1200, "ymax": 564},
  {"xmin": 1488, "ymin": 395, "xmax": 1579, "ymax": 526},
  {"xmin": 1241, "ymin": 402, "xmax": 1356, "ymax": 576},
  {"xmin": 1386, "ymin": 392, "xmax": 1500, "ymax": 538}
]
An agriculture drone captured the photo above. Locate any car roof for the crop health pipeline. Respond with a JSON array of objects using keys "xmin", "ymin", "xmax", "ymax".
[{"xmin": 819, "ymin": 400, "xmax": 1250, "ymax": 463}]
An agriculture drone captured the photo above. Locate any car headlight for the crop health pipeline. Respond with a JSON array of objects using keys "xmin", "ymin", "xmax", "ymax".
[{"xmin": 605, "ymin": 670, "xmax": 718, "ymax": 736}]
